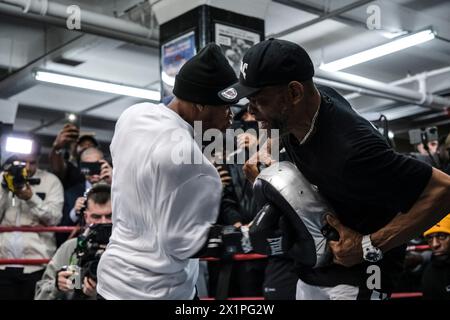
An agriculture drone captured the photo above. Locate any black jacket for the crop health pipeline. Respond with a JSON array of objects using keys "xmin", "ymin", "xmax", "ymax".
[{"xmin": 421, "ymin": 255, "xmax": 450, "ymax": 299}]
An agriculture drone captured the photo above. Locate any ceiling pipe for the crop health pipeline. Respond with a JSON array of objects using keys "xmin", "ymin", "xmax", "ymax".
[
  {"xmin": 0, "ymin": 3, "xmax": 158, "ymax": 47},
  {"xmin": 272, "ymin": 0, "xmax": 366, "ymax": 30},
  {"xmin": 313, "ymin": 78, "xmax": 420, "ymax": 106},
  {"xmin": 0, "ymin": 0, "xmax": 158, "ymax": 47},
  {"xmin": 315, "ymin": 69, "xmax": 450, "ymax": 110},
  {"xmin": 268, "ymin": 0, "xmax": 373, "ymax": 38},
  {"xmin": 268, "ymin": 1, "xmax": 450, "ymax": 111},
  {"xmin": 345, "ymin": 66, "xmax": 450, "ymax": 101}
]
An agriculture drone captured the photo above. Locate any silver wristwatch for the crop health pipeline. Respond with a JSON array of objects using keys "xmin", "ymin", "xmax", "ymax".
[{"xmin": 362, "ymin": 235, "xmax": 383, "ymax": 263}]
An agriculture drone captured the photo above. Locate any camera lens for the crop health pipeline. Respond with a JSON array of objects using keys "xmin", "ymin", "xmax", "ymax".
[{"xmin": 86, "ymin": 259, "xmax": 99, "ymax": 281}]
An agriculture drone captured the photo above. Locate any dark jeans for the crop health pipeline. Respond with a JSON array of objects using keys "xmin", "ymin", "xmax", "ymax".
[
  {"xmin": 0, "ymin": 268, "xmax": 44, "ymax": 300},
  {"xmin": 263, "ymin": 257, "xmax": 298, "ymax": 300}
]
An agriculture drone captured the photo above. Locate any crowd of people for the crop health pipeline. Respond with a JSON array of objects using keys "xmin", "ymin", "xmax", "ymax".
[
  {"xmin": 0, "ymin": 124, "xmax": 113, "ymax": 300},
  {"xmin": 0, "ymin": 39, "xmax": 449, "ymax": 300}
]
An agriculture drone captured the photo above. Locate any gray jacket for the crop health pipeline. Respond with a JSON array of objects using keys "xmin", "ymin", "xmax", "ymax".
[{"xmin": 34, "ymin": 238, "xmax": 78, "ymax": 300}]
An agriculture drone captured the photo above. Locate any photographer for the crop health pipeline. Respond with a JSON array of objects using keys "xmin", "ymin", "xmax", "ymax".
[
  {"xmin": 49, "ymin": 123, "xmax": 99, "ymax": 189},
  {"xmin": 35, "ymin": 183, "xmax": 112, "ymax": 300},
  {"xmin": 416, "ymin": 141, "xmax": 438, "ymax": 156},
  {"xmin": 408, "ymin": 127, "xmax": 441, "ymax": 168},
  {"xmin": 0, "ymin": 139, "xmax": 63, "ymax": 300},
  {"xmin": 57, "ymin": 147, "xmax": 111, "ymax": 246},
  {"xmin": 421, "ymin": 214, "xmax": 450, "ymax": 299}
]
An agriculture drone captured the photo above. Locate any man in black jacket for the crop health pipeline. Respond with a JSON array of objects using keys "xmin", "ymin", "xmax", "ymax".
[{"xmin": 218, "ymin": 38, "xmax": 450, "ymax": 299}]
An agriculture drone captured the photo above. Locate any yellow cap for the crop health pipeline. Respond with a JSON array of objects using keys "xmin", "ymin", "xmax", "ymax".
[{"xmin": 424, "ymin": 214, "xmax": 450, "ymax": 237}]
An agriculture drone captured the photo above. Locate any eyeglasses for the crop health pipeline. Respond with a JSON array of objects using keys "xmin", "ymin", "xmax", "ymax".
[{"xmin": 425, "ymin": 233, "xmax": 449, "ymax": 243}]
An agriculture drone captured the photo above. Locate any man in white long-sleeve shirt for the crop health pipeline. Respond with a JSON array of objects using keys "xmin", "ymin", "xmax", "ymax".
[
  {"xmin": 0, "ymin": 140, "xmax": 63, "ymax": 300},
  {"xmin": 97, "ymin": 44, "xmax": 238, "ymax": 300}
]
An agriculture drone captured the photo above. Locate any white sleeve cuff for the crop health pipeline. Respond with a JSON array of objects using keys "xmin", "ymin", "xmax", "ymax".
[{"xmin": 69, "ymin": 207, "xmax": 79, "ymax": 223}]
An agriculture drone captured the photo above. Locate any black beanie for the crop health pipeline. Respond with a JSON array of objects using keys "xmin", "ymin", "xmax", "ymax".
[{"xmin": 173, "ymin": 43, "xmax": 238, "ymax": 106}]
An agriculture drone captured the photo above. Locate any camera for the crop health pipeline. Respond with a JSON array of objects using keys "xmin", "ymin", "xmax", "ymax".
[
  {"xmin": 407, "ymin": 127, "xmax": 440, "ymax": 167},
  {"xmin": 1, "ymin": 159, "xmax": 41, "ymax": 193},
  {"xmin": 79, "ymin": 161, "xmax": 102, "ymax": 176},
  {"xmin": 75, "ymin": 223, "xmax": 112, "ymax": 284},
  {"xmin": 62, "ymin": 265, "xmax": 83, "ymax": 290},
  {"xmin": 408, "ymin": 127, "xmax": 438, "ymax": 146}
]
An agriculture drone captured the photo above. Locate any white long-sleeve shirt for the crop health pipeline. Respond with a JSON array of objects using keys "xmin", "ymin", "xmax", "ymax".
[
  {"xmin": 0, "ymin": 169, "xmax": 64, "ymax": 273},
  {"xmin": 97, "ymin": 103, "xmax": 222, "ymax": 300}
]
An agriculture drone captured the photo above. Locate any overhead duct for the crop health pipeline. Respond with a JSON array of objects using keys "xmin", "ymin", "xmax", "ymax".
[
  {"xmin": 0, "ymin": 0, "xmax": 158, "ymax": 46},
  {"xmin": 344, "ymin": 66, "xmax": 450, "ymax": 101},
  {"xmin": 268, "ymin": 0, "xmax": 373, "ymax": 38},
  {"xmin": 313, "ymin": 78, "xmax": 421, "ymax": 106},
  {"xmin": 315, "ymin": 69, "xmax": 450, "ymax": 110}
]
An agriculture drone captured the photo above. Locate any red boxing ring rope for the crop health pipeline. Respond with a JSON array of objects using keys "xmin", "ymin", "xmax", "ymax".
[
  {"xmin": 0, "ymin": 226, "xmax": 79, "ymax": 233},
  {"xmin": 0, "ymin": 225, "xmax": 429, "ymax": 299},
  {"xmin": 201, "ymin": 253, "xmax": 267, "ymax": 262},
  {"xmin": 0, "ymin": 258, "xmax": 50, "ymax": 265}
]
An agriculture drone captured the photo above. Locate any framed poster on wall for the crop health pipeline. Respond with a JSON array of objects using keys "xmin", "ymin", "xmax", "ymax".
[
  {"xmin": 214, "ymin": 23, "xmax": 261, "ymax": 76},
  {"xmin": 161, "ymin": 30, "xmax": 197, "ymax": 100}
]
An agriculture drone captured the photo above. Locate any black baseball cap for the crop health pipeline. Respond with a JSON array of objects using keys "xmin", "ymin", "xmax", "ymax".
[
  {"xmin": 218, "ymin": 39, "xmax": 314, "ymax": 103},
  {"xmin": 173, "ymin": 43, "xmax": 237, "ymax": 106}
]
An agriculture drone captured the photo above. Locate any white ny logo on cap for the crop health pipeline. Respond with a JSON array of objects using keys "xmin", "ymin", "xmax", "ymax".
[{"xmin": 240, "ymin": 61, "xmax": 248, "ymax": 79}]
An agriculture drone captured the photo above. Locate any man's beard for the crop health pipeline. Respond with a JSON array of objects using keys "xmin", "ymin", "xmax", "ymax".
[
  {"xmin": 271, "ymin": 118, "xmax": 290, "ymax": 138},
  {"xmin": 264, "ymin": 109, "xmax": 290, "ymax": 138}
]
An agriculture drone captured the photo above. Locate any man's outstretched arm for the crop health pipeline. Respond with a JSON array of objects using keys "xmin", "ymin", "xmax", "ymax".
[
  {"xmin": 328, "ymin": 168, "xmax": 450, "ymax": 267},
  {"xmin": 372, "ymin": 168, "xmax": 450, "ymax": 252}
]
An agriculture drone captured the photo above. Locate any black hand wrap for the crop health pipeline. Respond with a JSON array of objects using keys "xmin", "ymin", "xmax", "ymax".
[
  {"xmin": 198, "ymin": 225, "xmax": 250, "ymax": 259},
  {"xmin": 197, "ymin": 219, "xmax": 290, "ymax": 259}
]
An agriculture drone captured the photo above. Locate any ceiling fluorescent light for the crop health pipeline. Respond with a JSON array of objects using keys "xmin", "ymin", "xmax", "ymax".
[
  {"xmin": 320, "ymin": 29, "xmax": 435, "ymax": 72},
  {"xmin": 34, "ymin": 70, "xmax": 161, "ymax": 101},
  {"xmin": 5, "ymin": 137, "xmax": 33, "ymax": 154},
  {"xmin": 161, "ymin": 71, "xmax": 175, "ymax": 87}
]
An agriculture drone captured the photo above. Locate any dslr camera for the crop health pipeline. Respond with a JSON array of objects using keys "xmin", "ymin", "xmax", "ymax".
[
  {"xmin": 407, "ymin": 127, "xmax": 439, "ymax": 167},
  {"xmin": 408, "ymin": 127, "xmax": 438, "ymax": 146},
  {"xmin": 74, "ymin": 223, "xmax": 112, "ymax": 287},
  {"xmin": 1, "ymin": 159, "xmax": 40, "ymax": 193}
]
